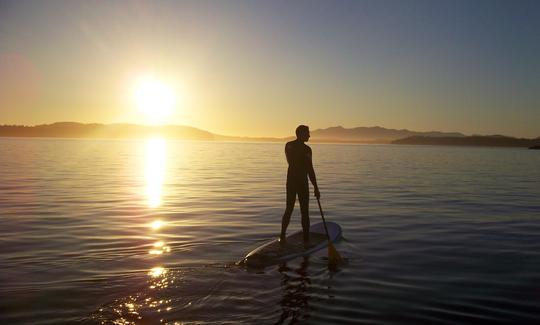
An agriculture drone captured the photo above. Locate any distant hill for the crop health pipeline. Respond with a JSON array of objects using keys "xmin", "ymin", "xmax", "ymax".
[
  {"xmin": 0, "ymin": 122, "xmax": 216, "ymax": 140},
  {"xmin": 392, "ymin": 135, "xmax": 540, "ymax": 147},
  {"xmin": 0, "ymin": 122, "xmax": 464, "ymax": 143},
  {"xmin": 1, "ymin": 122, "xmax": 537, "ymax": 147},
  {"xmin": 305, "ymin": 126, "xmax": 465, "ymax": 143}
]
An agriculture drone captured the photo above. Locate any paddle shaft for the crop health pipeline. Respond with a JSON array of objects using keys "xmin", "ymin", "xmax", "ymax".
[
  {"xmin": 316, "ymin": 197, "xmax": 344, "ymax": 266},
  {"xmin": 316, "ymin": 197, "xmax": 331, "ymax": 241}
]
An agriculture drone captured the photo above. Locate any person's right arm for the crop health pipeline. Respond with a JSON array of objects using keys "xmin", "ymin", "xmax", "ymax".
[
  {"xmin": 285, "ymin": 142, "xmax": 292, "ymax": 165},
  {"xmin": 307, "ymin": 147, "xmax": 320, "ymax": 199}
]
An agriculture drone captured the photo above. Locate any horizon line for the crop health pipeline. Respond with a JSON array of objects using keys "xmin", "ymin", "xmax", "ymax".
[{"xmin": 1, "ymin": 120, "xmax": 538, "ymax": 140}]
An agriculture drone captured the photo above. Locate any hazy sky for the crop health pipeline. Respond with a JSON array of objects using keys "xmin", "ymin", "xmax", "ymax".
[{"xmin": 1, "ymin": 0, "xmax": 539, "ymax": 137}]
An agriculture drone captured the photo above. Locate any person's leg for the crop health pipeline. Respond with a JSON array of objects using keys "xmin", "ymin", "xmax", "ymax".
[
  {"xmin": 298, "ymin": 184, "xmax": 310, "ymax": 243},
  {"xmin": 280, "ymin": 182, "xmax": 296, "ymax": 241}
]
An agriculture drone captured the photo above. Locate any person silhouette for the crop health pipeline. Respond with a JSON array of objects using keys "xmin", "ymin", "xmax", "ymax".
[{"xmin": 279, "ymin": 125, "xmax": 320, "ymax": 246}]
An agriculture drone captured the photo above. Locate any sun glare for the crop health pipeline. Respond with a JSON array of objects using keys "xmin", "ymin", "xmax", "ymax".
[{"xmin": 134, "ymin": 76, "xmax": 175, "ymax": 124}]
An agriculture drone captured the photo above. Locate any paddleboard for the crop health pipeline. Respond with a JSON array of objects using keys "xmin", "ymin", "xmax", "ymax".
[{"xmin": 242, "ymin": 221, "xmax": 342, "ymax": 267}]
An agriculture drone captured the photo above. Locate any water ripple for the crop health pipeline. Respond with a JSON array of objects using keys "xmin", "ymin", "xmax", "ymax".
[{"xmin": 1, "ymin": 139, "xmax": 539, "ymax": 324}]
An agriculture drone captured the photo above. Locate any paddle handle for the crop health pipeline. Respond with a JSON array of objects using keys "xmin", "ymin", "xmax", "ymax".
[{"xmin": 316, "ymin": 197, "xmax": 331, "ymax": 241}]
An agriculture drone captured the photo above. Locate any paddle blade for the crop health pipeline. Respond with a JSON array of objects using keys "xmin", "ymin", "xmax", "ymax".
[{"xmin": 327, "ymin": 241, "xmax": 344, "ymax": 265}]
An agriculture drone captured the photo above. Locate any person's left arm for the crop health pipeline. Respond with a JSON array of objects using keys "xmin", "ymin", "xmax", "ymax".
[{"xmin": 307, "ymin": 147, "xmax": 320, "ymax": 199}]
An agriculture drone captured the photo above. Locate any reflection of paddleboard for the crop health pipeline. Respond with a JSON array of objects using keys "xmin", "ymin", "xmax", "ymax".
[{"xmin": 242, "ymin": 221, "xmax": 342, "ymax": 267}]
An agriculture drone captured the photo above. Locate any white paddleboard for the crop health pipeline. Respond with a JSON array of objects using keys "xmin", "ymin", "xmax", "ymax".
[{"xmin": 242, "ymin": 221, "xmax": 342, "ymax": 267}]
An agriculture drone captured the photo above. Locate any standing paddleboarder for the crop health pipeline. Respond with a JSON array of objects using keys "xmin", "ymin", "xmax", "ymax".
[{"xmin": 280, "ymin": 125, "xmax": 320, "ymax": 246}]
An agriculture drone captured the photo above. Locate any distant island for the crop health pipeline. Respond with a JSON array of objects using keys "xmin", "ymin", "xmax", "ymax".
[
  {"xmin": 1, "ymin": 122, "xmax": 539, "ymax": 148},
  {"xmin": 393, "ymin": 135, "xmax": 540, "ymax": 148}
]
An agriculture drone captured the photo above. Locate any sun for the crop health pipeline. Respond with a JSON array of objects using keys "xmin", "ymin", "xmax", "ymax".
[{"xmin": 133, "ymin": 75, "xmax": 176, "ymax": 124}]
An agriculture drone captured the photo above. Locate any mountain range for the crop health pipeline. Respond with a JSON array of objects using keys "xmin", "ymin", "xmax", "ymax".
[
  {"xmin": 0, "ymin": 122, "xmax": 538, "ymax": 147},
  {"xmin": 301, "ymin": 126, "xmax": 465, "ymax": 143},
  {"xmin": 0, "ymin": 122, "xmax": 464, "ymax": 142}
]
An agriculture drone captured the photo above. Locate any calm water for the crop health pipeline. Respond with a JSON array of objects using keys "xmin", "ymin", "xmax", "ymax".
[{"xmin": 1, "ymin": 138, "xmax": 539, "ymax": 324}]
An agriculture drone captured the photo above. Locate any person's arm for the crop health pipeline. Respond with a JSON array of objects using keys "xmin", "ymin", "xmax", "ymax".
[
  {"xmin": 307, "ymin": 147, "xmax": 320, "ymax": 199},
  {"xmin": 285, "ymin": 142, "xmax": 292, "ymax": 165}
]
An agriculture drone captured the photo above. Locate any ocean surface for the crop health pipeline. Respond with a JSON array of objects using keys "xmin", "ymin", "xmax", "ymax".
[{"xmin": 1, "ymin": 137, "xmax": 539, "ymax": 324}]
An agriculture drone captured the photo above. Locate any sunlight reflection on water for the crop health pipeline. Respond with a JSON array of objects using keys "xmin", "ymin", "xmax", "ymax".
[
  {"xmin": 145, "ymin": 138, "xmax": 166, "ymax": 208},
  {"xmin": 148, "ymin": 266, "xmax": 166, "ymax": 278},
  {"xmin": 149, "ymin": 219, "xmax": 164, "ymax": 230}
]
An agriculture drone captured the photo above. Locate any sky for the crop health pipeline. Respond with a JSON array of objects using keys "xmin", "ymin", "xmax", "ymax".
[{"xmin": 0, "ymin": 0, "xmax": 539, "ymax": 138}]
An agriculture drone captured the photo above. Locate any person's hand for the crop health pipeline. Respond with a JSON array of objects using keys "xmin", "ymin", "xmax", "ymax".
[{"xmin": 314, "ymin": 187, "xmax": 321, "ymax": 199}]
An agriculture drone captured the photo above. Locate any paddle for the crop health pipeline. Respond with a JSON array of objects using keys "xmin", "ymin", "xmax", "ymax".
[{"xmin": 316, "ymin": 197, "xmax": 344, "ymax": 266}]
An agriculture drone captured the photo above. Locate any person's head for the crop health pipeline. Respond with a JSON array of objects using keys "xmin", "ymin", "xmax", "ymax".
[{"xmin": 295, "ymin": 125, "xmax": 310, "ymax": 142}]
